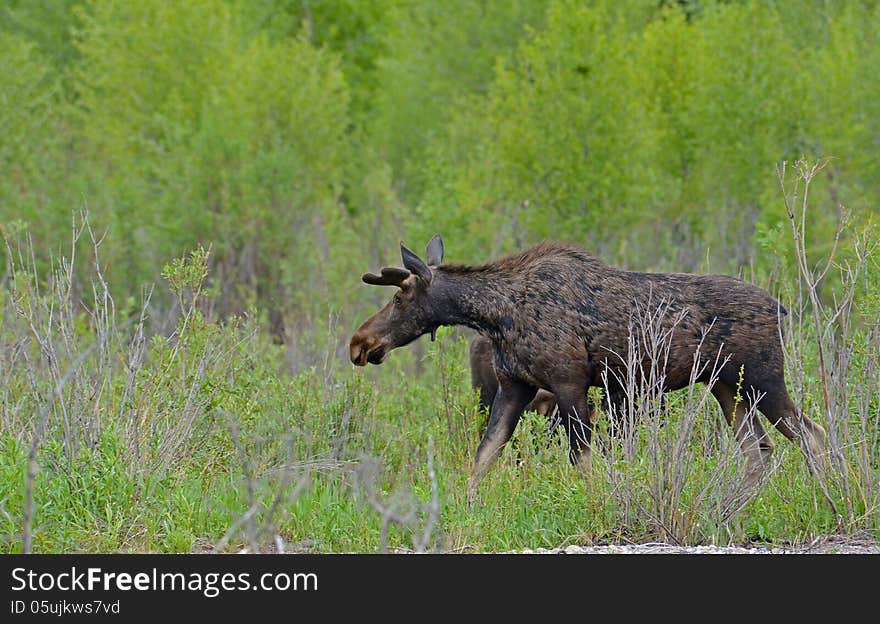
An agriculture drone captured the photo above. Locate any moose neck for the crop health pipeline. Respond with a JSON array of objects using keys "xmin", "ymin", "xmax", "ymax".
[{"xmin": 429, "ymin": 267, "xmax": 517, "ymax": 340}]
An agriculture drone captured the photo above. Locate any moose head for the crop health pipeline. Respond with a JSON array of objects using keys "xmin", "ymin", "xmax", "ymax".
[{"xmin": 350, "ymin": 235, "xmax": 445, "ymax": 366}]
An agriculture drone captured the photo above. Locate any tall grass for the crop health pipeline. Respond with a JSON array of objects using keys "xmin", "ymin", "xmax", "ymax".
[{"xmin": 0, "ymin": 168, "xmax": 877, "ymax": 552}]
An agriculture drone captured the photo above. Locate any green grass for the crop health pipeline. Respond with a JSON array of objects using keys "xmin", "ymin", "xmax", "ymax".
[
  {"xmin": 2, "ymin": 339, "xmax": 875, "ymax": 553},
  {"xmin": 0, "ymin": 247, "xmax": 877, "ymax": 553}
]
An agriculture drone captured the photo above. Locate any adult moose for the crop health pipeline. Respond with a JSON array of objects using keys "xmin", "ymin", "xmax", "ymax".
[{"xmin": 350, "ymin": 236, "xmax": 827, "ymax": 503}]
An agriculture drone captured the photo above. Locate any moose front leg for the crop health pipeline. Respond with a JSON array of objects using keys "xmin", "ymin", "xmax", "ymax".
[{"xmin": 467, "ymin": 375, "xmax": 537, "ymax": 506}]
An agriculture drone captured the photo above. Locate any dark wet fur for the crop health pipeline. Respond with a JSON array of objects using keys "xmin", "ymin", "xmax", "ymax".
[
  {"xmin": 352, "ymin": 239, "xmax": 827, "ymax": 498},
  {"xmin": 435, "ymin": 243, "xmax": 787, "ymax": 397}
]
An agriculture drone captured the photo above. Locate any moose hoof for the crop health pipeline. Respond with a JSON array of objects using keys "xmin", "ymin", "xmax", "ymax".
[
  {"xmin": 466, "ymin": 482, "xmax": 481, "ymax": 509},
  {"xmin": 807, "ymin": 428, "xmax": 828, "ymax": 462},
  {"xmin": 466, "ymin": 491, "xmax": 482, "ymax": 509},
  {"xmin": 569, "ymin": 450, "xmax": 592, "ymax": 476}
]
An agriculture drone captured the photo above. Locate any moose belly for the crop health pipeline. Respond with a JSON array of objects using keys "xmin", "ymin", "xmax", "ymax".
[{"xmin": 492, "ymin": 351, "xmax": 549, "ymax": 392}]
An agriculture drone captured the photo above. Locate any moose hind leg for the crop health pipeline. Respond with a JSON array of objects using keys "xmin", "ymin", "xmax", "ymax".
[
  {"xmin": 757, "ymin": 384, "xmax": 827, "ymax": 464},
  {"xmin": 467, "ymin": 376, "xmax": 537, "ymax": 505},
  {"xmin": 711, "ymin": 382, "xmax": 773, "ymax": 485}
]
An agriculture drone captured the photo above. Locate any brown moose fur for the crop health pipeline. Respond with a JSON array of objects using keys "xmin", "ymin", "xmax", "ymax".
[
  {"xmin": 470, "ymin": 334, "xmax": 632, "ymax": 431},
  {"xmin": 469, "ymin": 334, "xmax": 559, "ymax": 420},
  {"xmin": 351, "ymin": 237, "xmax": 827, "ymax": 503}
]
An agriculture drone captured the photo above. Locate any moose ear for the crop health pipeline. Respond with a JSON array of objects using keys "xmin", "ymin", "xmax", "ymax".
[
  {"xmin": 401, "ymin": 241, "xmax": 432, "ymax": 285},
  {"xmin": 425, "ymin": 234, "xmax": 444, "ymax": 266}
]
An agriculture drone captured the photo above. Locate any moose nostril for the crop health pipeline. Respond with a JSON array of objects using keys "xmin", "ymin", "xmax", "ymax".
[
  {"xmin": 350, "ymin": 332, "xmax": 380, "ymax": 367},
  {"xmin": 350, "ymin": 340, "xmax": 369, "ymax": 366},
  {"xmin": 350, "ymin": 339, "xmax": 364, "ymax": 365}
]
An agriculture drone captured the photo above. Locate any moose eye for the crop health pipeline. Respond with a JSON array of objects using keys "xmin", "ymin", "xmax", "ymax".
[{"xmin": 393, "ymin": 295, "xmax": 402, "ymax": 306}]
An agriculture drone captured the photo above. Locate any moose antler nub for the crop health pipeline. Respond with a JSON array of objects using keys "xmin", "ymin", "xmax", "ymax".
[{"xmin": 362, "ymin": 266, "xmax": 411, "ymax": 287}]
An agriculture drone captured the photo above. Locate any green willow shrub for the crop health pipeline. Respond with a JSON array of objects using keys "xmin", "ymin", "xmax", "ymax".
[
  {"xmin": 415, "ymin": 0, "xmax": 670, "ymax": 262},
  {"xmin": 185, "ymin": 32, "xmax": 350, "ymax": 319},
  {"xmin": 71, "ymin": 0, "xmax": 351, "ymax": 322},
  {"xmin": 673, "ymin": 2, "xmax": 803, "ymax": 267},
  {"xmin": 0, "ymin": 0, "xmax": 80, "ymax": 68},
  {"xmin": 370, "ymin": 0, "xmax": 547, "ymax": 203},
  {"xmin": 416, "ymin": 0, "xmax": 879, "ymax": 276},
  {"xmin": 2, "ymin": 0, "xmax": 879, "ymax": 341},
  {"xmin": 237, "ymin": 0, "xmax": 390, "ymax": 121},
  {"xmin": 71, "ymin": 0, "xmax": 241, "ymax": 286},
  {"xmin": 801, "ymin": 3, "xmax": 880, "ymax": 215},
  {"xmin": 0, "ymin": 33, "xmax": 68, "ymax": 261}
]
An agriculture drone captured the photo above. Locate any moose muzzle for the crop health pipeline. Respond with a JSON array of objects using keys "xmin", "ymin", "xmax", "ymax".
[{"xmin": 349, "ymin": 330, "xmax": 385, "ymax": 366}]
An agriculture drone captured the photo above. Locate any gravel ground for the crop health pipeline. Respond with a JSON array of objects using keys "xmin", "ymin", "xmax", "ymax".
[
  {"xmin": 233, "ymin": 534, "xmax": 880, "ymax": 554},
  {"xmin": 513, "ymin": 535, "xmax": 880, "ymax": 555}
]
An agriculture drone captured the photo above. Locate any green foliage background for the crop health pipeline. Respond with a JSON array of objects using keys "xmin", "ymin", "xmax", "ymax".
[
  {"xmin": 3, "ymin": 0, "xmax": 877, "ymax": 325},
  {"xmin": 1, "ymin": 0, "xmax": 878, "ymax": 552}
]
